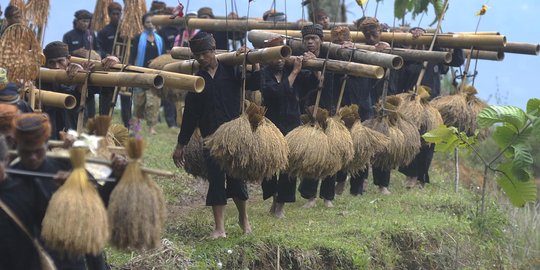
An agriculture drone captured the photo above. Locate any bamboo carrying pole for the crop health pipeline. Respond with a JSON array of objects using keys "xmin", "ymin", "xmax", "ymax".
[
  {"xmin": 150, "ymin": 15, "xmax": 266, "ymax": 27},
  {"xmin": 39, "ymin": 69, "xmax": 165, "ymax": 89},
  {"xmin": 166, "ymin": 55, "xmax": 383, "ymax": 79},
  {"xmin": 26, "ymin": 89, "xmax": 77, "ymax": 109},
  {"xmin": 186, "ymin": 18, "xmax": 309, "ymax": 32},
  {"xmin": 261, "ymin": 30, "xmax": 507, "ymax": 49},
  {"xmin": 247, "ymin": 31, "xmax": 403, "ymax": 69},
  {"xmin": 69, "ymin": 57, "xmax": 205, "ymax": 93},
  {"xmin": 476, "ymin": 42, "xmax": 540, "ymax": 56},
  {"xmin": 464, "ymin": 49, "xmax": 505, "ymax": 61},
  {"xmin": 170, "ymin": 45, "xmax": 291, "ymax": 64}
]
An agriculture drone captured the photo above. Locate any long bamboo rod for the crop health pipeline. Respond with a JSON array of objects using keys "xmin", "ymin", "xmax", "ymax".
[
  {"xmin": 186, "ymin": 18, "xmax": 308, "ymax": 31},
  {"xmin": 247, "ymin": 31, "xmax": 403, "ymax": 69},
  {"xmin": 150, "ymin": 15, "xmax": 264, "ymax": 27},
  {"xmin": 464, "ymin": 49, "xmax": 504, "ymax": 61},
  {"xmin": 25, "ymin": 89, "xmax": 77, "ymax": 109},
  {"xmin": 261, "ymin": 30, "xmax": 507, "ymax": 49},
  {"xmin": 69, "ymin": 57, "xmax": 205, "ymax": 93},
  {"xmin": 39, "ymin": 69, "xmax": 165, "ymax": 89},
  {"xmin": 476, "ymin": 42, "xmax": 539, "ymax": 56}
]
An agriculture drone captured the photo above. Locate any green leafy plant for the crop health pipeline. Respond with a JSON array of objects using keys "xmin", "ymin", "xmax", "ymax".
[
  {"xmin": 393, "ymin": 0, "xmax": 445, "ymax": 25},
  {"xmin": 423, "ymin": 98, "xmax": 540, "ymax": 209}
]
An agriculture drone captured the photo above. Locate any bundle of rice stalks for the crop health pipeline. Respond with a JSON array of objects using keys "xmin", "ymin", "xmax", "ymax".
[
  {"xmin": 25, "ymin": 0, "xmax": 49, "ymax": 29},
  {"xmin": 107, "ymin": 124, "xmax": 129, "ymax": 147},
  {"xmin": 0, "ymin": 24, "xmax": 42, "ymax": 83},
  {"xmin": 338, "ymin": 104, "xmax": 360, "ymax": 129},
  {"xmin": 206, "ymin": 102, "xmax": 288, "ymax": 182},
  {"xmin": 41, "ymin": 147, "xmax": 109, "ymax": 256},
  {"xmin": 430, "ymin": 93, "xmax": 473, "ymax": 132},
  {"xmin": 346, "ymin": 121, "xmax": 390, "ymax": 175},
  {"xmin": 119, "ymin": 0, "xmax": 146, "ymax": 39},
  {"xmin": 395, "ymin": 115, "xmax": 421, "ymax": 167},
  {"xmin": 463, "ymin": 85, "xmax": 489, "ymax": 139},
  {"xmin": 91, "ymin": 0, "xmax": 113, "ymax": 32},
  {"xmin": 108, "ymin": 138, "xmax": 167, "ymax": 251},
  {"xmin": 184, "ymin": 128, "xmax": 208, "ymax": 180},
  {"xmin": 8, "ymin": 0, "xmax": 26, "ymax": 18},
  {"xmin": 285, "ymin": 124, "xmax": 330, "ymax": 178},
  {"xmin": 323, "ymin": 117, "xmax": 353, "ymax": 176},
  {"xmin": 395, "ymin": 92, "xmax": 424, "ymax": 128}
]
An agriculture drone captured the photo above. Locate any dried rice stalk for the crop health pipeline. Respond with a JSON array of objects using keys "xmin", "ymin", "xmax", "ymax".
[
  {"xmin": 184, "ymin": 128, "xmax": 208, "ymax": 180},
  {"xmin": 364, "ymin": 116, "xmax": 405, "ymax": 170},
  {"xmin": 107, "ymin": 124, "xmax": 129, "ymax": 146},
  {"xmin": 25, "ymin": 0, "xmax": 49, "ymax": 29},
  {"xmin": 108, "ymin": 138, "xmax": 167, "ymax": 251},
  {"xmin": 347, "ymin": 121, "xmax": 389, "ymax": 175},
  {"xmin": 41, "ymin": 147, "xmax": 110, "ymax": 256},
  {"xmin": 464, "ymin": 85, "xmax": 489, "ymax": 139},
  {"xmin": 396, "ymin": 92, "xmax": 423, "ymax": 128},
  {"xmin": 92, "ymin": 0, "xmax": 113, "ymax": 32},
  {"xmin": 323, "ymin": 117, "xmax": 353, "ymax": 176},
  {"xmin": 119, "ymin": 0, "xmax": 146, "ymax": 39},
  {"xmin": 0, "ymin": 24, "xmax": 42, "ymax": 83},
  {"xmin": 430, "ymin": 93, "xmax": 473, "ymax": 132},
  {"xmin": 395, "ymin": 115, "xmax": 421, "ymax": 167},
  {"xmin": 254, "ymin": 118, "xmax": 288, "ymax": 179},
  {"xmin": 9, "ymin": 0, "xmax": 26, "ymax": 18},
  {"xmin": 286, "ymin": 124, "xmax": 331, "ymax": 179}
]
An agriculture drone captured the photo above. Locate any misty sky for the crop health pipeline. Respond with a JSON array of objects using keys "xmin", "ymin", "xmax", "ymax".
[{"xmin": 2, "ymin": 0, "xmax": 537, "ymax": 108}]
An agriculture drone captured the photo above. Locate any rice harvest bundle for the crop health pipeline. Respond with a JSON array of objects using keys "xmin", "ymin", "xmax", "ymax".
[
  {"xmin": 8, "ymin": 0, "xmax": 26, "ymax": 18},
  {"xmin": 91, "ymin": 0, "xmax": 113, "ymax": 32},
  {"xmin": 347, "ymin": 121, "xmax": 390, "ymax": 175},
  {"xmin": 107, "ymin": 124, "xmax": 129, "ymax": 146},
  {"xmin": 41, "ymin": 147, "xmax": 109, "ymax": 256},
  {"xmin": 206, "ymin": 102, "xmax": 287, "ymax": 182},
  {"xmin": 364, "ymin": 116, "xmax": 405, "ymax": 170},
  {"xmin": 254, "ymin": 118, "xmax": 289, "ymax": 179},
  {"xmin": 26, "ymin": 0, "xmax": 50, "ymax": 29},
  {"xmin": 285, "ymin": 124, "xmax": 330, "ymax": 178},
  {"xmin": 119, "ymin": 0, "xmax": 146, "ymax": 39},
  {"xmin": 396, "ymin": 92, "xmax": 424, "ymax": 128},
  {"xmin": 462, "ymin": 85, "xmax": 489, "ymax": 139},
  {"xmin": 395, "ymin": 114, "xmax": 422, "ymax": 167},
  {"xmin": 323, "ymin": 116, "xmax": 353, "ymax": 176},
  {"xmin": 184, "ymin": 128, "xmax": 208, "ymax": 180},
  {"xmin": 430, "ymin": 93, "xmax": 473, "ymax": 132},
  {"xmin": 108, "ymin": 138, "xmax": 167, "ymax": 251},
  {"xmin": 0, "ymin": 24, "xmax": 42, "ymax": 83}
]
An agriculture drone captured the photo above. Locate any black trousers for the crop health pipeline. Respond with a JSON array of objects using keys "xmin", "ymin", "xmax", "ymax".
[
  {"xmin": 298, "ymin": 175, "xmax": 336, "ymax": 201},
  {"xmin": 162, "ymin": 99, "xmax": 178, "ymax": 127},
  {"xmin": 372, "ymin": 167, "xmax": 391, "ymax": 188},
  {"xmin": 262, "ymin": 172, "xmax": 297, "ymax": 203},
  {"xmin": 99, "ymin": 87, "xmax": 114, "ymax": 115},
  {"xmin": 336, "ymin": 169, "xmax": 368, "ymax": 195},
  {"xmin": 204, "ymin": 149, "xmax": 248, "ymax": 206},
  {"xmin": 398, "ymin": 144, "xmax": 435, "ymax": 184}
]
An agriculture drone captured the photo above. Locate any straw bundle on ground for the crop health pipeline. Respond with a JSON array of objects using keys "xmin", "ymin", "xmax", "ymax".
[
  {"xmin": 91, "ymin": 0, "xmax": 112, "ymax": 32},
  {"xmin": 184, "ymin": 128, "xmax": 208, "ymax": 180},
  {"xmin": 206, "ymin": 102, "xmax": 288, "ymax": 182},
  {"xmin": 430, "ymin": 93, "xmax": 473, "ymax": 132},
  {"xmin": 108, "ymin": 138, "xmax": 167, "ymax": 251},
  {"xmin": 41, "ymin": 147, "xmax": 109, "ymax": 256},
  {"xmin": 0, "ymin": 24, "xmax": 42, "ymax": 83},
  {"xmin": 285, "ymin": 124, "xmax": 331, "ymax": 178},
  {"xmin": 26, "ymin": 0, "xmax": 50, "ymax": 29},
  {"xmin": 323, "ymin": 117, "xmax": 353, "ymax": 176},
  {"xmin": 119, "ymin": 0, "xmax": 146, "ymax": 39}
]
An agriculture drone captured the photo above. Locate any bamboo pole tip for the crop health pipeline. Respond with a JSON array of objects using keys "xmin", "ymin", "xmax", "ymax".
[
  {"xmin": 65, "ymin": 95, "xmax": 77, "ymax": 109},
  {"xmin": 279, "ymin": 46, "xmax": 292, "ymax": 58},
  {"xmin": 533, "ymin": 44, "xmax": 540, "ymax": 56},
  {"xmin": 374, "ymin": 67, "xmax": 384, "ymax": 79},
  {"xmin": 392, "ymin": 56, "xmax": 404, "ymax": 70},
  {"xmin": 444, "ymin": 52, "xmax": 453, "ymax": 64},
  {"xmin": 496, "ymin": 51, "xmax": 505, "ymax": 61},
  {"xmin": 153, "ymin": 75, "xmax": 165, "ymax": 89},
  {"xmin": 194, "ymin": 77, "xmax": 205, "ymax": 93}
]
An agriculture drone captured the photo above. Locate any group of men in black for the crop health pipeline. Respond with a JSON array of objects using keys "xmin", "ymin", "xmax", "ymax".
[{"xmin": 172, "ymin": 10, "xmax": 464, "ymax": 239}]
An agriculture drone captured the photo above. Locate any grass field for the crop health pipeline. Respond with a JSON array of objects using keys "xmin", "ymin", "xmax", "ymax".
[{"xmin": 105, "ymin": 119, "xmax": 539, "ymax": 269}]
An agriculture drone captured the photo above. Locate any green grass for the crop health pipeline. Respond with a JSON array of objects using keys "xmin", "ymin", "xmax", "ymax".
[{"xmin": 105, "ymin": 115, "xmax": 534, "ymax": 269}]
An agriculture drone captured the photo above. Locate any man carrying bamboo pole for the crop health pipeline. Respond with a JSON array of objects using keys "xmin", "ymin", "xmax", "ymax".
[
  {"xmin": 172, "ymin": 32, "xmax": 260, "ymax": 239},
  {"xmin": 296, "ymin": 24, "xmax": 338, "ymax": 208},
  {"xmin": 260, "ymin": 37, "xmax": 318, "ymax": 218},
  {"xmin": 3, "ymin": 113, "xmax": 125, "ymax": 269},
  {"xmin": 330, "ymin": 26, "xmax": 372, "ymax": 196},
  {"xmin": 97, "ymin": 2, "xmax": 131, "ymax": 127}
]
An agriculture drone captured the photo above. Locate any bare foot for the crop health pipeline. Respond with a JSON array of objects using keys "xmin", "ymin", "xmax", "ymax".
[
  {"xmin": 405, "ymin": 177, "xmax": 417, "ymax": 189},
  {"xmin": 208, "ymin": 230, "xmax": 226, "ymax": 239},
  {"xmin": 324, "ymin": 199, "xmax": 334, "ymax": 208},
  {"xmin": 149, "ymin": 126, "xmax": 157, "ymax": 135},
  {"xmin": 379, "ymin": 186, "xmax": 391, "ymax": 195},
  {"xmin": 335, "ymin": 182, "xmax": 345, "ymax": 195},
  {"xmin": 303, "ymin": 198, "xmax": 316, "ymax": 208},
  {"xmin": 274, "ymin": 202, "xmax": 285, "ymax": 219},
  {"xmin": 239, "ymin": 214, "xmax": 252, "ymax": 234}
]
